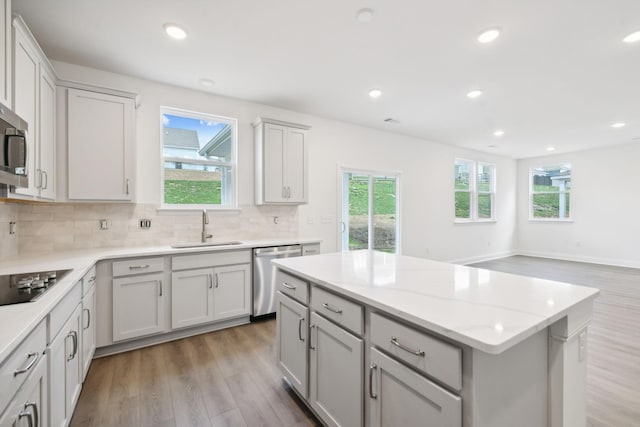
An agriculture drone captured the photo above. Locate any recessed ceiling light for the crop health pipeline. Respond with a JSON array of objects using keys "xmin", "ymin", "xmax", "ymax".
[
  {"xmin": 199, "ymin": 78, "xmax": 215, "ymax": 87},
  {"xmin": 623, "ymin": 30, "xmax": 640, "ymax": 43},
  {"xmin": 478, "ymin": 28, "xmax": 501, "ymax": 43},
  {"xmin": 493, "ymin": 130, "xmax": 505, "ymax": 137},
  {"xmin": 546, "ymin": 146, "xmax": 555, "ymax": 152},
  {"xmin": 467, "ymin": 90, "xmax": 483, "ymax": 99},
  {"xmin": 488, "ymin": 144, "xmax": 497, "ymax": 148},
  {"xmin": 164, "ymin": 23, "xmax": 187, "ymax": 40},
  {"xmin": 611, "ymin": 122, "xmax": 626, "ymax": 128},
  {"xmin": 368, "ymin": 89, "xmax": 382, "ymax": 99},
  {"xmin": 356, "ymin": 8, "xmax": 374, "ymax": 23}
]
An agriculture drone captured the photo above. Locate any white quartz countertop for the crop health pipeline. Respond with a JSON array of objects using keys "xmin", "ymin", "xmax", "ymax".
[
  {"xmin": 0, "ymin": 238, "xmax": 320, "ymax": 361},
  {"xmin": 273, "ymin": 250, "xmax": 600, "ymax": 354}
]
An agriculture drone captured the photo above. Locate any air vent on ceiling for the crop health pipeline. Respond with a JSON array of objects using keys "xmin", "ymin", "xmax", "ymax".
[{"xmin": 384, "ymin": 118, "xmax": 399, "ymax": 124}]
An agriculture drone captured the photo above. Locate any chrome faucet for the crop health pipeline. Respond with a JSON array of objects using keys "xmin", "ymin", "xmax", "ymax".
[{"xmin": 201, "ymin": 209, "xmax": 212, "ymax": 243}]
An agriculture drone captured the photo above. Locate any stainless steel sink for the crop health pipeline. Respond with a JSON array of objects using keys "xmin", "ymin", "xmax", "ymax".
[{"xmin": 171, "ymin": 241, "xmax": 243, "ymax": 249}]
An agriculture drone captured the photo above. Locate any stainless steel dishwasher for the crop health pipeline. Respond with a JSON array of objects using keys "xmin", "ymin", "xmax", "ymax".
[{"xmin": 253, "ymin": 245, "xmax": 302, "ymax": 317}]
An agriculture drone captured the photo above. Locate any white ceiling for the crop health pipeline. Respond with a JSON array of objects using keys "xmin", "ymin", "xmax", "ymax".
[{"xmin": 13, "ymin": 0, "xmax": 640, "ymax": 159}]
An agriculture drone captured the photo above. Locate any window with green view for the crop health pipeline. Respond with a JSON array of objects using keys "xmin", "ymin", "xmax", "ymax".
[
  {"xmin": 455, "ymin": 159, "xmax": 495, "ymax": 222},
  {"xmin": 530, "ymin": 164, "xmax": 571, "ymax": 219}
]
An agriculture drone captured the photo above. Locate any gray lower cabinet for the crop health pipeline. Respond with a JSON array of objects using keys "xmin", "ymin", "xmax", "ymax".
[
  {"xmin": 309, "ymin": 312, "xmax": 363, "ymax": 427},
  {"xmin": 112, "ymin": 273, "xmax": 165, "ymax": 341},
  {"xmin": 369, "ymin": 348, "xmax": 461, "ymax": 427},
  {"xmin": 276, "ymin": 291, "xmax": 309, "ymax": 397}
]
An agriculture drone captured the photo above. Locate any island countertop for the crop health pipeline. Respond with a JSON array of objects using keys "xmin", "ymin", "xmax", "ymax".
[{"xmin": 273, "ymin": 250, "xmax": 600, "ymax": 354}]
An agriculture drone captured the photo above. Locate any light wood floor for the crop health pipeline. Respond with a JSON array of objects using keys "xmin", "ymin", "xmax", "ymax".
[
  {"xmin": 470, "ymin": 255, "xmax": 640, "ymax": 427},
  {"xmin": 71, "ymin": 255, "xmax": 639, "ymax": 427},
  {"xmin": 70, "ymin": 320, "xmax": 320, "ymax": 427}
]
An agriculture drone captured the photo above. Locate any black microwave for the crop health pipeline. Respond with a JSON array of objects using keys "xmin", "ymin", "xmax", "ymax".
[{"xmin": 0, "ymin": 103, "xmax": 28, "ymax": 188}]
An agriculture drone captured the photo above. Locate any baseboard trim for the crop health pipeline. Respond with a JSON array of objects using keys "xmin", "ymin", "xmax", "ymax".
[
  {"xmin": 516, "ymin": 250, "xmax": 640, "ymax": 269},
  {"xmin": 94, "ymin": 316, "xmax": 250, "ymax": 358},
  {"xmin": 449, "ymin": 251, "xmax": 519, "ymax": 266}
]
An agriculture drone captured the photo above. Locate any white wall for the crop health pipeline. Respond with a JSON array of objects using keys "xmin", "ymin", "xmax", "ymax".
[
  {"xmin": 48, "ymin": 60, "xmax": 517, "ymax": 262},
  {"xmin": 517, "ymin": 143, "xmax": 640, "ymax": 268}
]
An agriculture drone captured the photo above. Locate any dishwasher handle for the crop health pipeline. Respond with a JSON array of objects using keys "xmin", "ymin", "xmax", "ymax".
[{"xmin": 254, "ymin": 249, "xmax": 302, "ymax": 257}]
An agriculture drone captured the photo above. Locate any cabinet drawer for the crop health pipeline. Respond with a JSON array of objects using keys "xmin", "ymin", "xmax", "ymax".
[
  {"xmin": 302, "ymin": 243, "xmax": 320, "ymax": 256},
  {"xmin": 172, "ymin": 250, "xmax": 251, "ymax": 271},
  {"xmin": 0, "ymin": 320, "xmax": 46, "ymax": 414},
  {"xmin": 276, "ymin": 270, "xmax": 309, "ymax": 305},
  {"xmin": 113, "ymin": 257, "xmax": 164, "ymax": 277},
  {"xmin": 311, "ymin": 286, "xmax": 363, "ymax": 335},
  {"xmin": 370, "ymin": 312, "xmax": 462, "ymax": 391},
  {"xmin": 81, "ymin": 264, "xmax": 97, "ymax": 296},
  {"xmin": 49, "ymin": 281, "xmax": 82, "ymax": 343}
]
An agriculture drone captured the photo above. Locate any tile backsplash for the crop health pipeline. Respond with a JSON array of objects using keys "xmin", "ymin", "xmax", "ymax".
[{"xmin": 0, "ymin": 202, "xmax": 298, "ymax": 258}]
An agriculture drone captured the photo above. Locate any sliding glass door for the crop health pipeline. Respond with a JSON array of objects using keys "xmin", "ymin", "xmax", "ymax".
[{"xmin": 341, "ymin": 170, "xmax": 400, "ymax": 253}]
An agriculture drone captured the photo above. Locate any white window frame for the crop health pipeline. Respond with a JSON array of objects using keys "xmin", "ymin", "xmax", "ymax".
[
  {"xmin": 338, "ymin": 166, "xmax": 402, "ymax": 254},
  {"xmin": 454, "ymin": 158, "xmax": 496, "ymax": 223},
  {"xmin": 529, "ymin": 164, "xmax": 572, "ymax": 222},
  {"xmin": 160, "ymin": 106, "xmax": 238, "ymax": 210}
]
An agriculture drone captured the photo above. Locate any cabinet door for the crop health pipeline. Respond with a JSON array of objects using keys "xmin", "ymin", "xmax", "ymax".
[
  {"xmin": 12, "ymin": 23, "xmax": 39, "ymax": 198},
  {"xmin": 213, "ymin": 263, "xmax": 250, "ymax": 320},
  {"xmin": 49, "ymin": 304, "xmax": 82, "ymax": 427},
  {"xmin": 369, "ymin": 348, "xmax": 461, "ymax": 427},
  {"xmin": 113, "ymin": 273, "xmax": 165, "ymax": 341},
  {"xmin": 171, "ymin": 268, "xmax": 214, "ymax": 329},
  {"xmin": 81, "ymin": 283, "xmax": 96, "ymax": 382},
  {"xmin": 0, "ymin": 355, "xmax": 47, "ymax": 427},
  {"xmin": 0, "ymin": 0, "xmax": 10, "ymax": 107},
  {"xmin": 37, "ymin": 66, "xmax": 56, "ymax": 200},
  {"xmin": 309, "ymin": 312, "xmax": 363, "ymax": 427},
  {"xmin": 276, "ymin": 292, "xmax": 309, "ymax": 398},
  {"xmin": 263, "ymin": 123, "xmax": 286, "ymax": 203},
  {"xmin": 67, "ymin": 89, "xmax": 135, "ymax": 200},
  {"xmin": 284, "ymin": 127, "xmax": 307, "ymax": 203}
]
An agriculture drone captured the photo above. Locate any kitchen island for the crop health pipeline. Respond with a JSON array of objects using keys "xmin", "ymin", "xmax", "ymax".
[{"xmin": 273, "ymin": 250, "xmax": 599, "ymax": 427}]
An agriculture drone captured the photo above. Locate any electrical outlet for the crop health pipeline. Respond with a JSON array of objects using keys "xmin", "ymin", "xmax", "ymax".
[
  {"xmin": 99, "ymin": 219, "xmax": 109, "ymax": 230},
  {"xmin": 140, "ymin": 219, "xmax": 152, "ymax": 229}
]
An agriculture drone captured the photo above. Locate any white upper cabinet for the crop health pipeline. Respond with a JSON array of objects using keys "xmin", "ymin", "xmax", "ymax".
[
  {"xmin": 0, "ymin": 0, "xmax": 10, "ymax": 107},
  {"xmin": 11, "ymin": 16, "xmax": 57, "ymax": 200},
  {"xmin": 67, "ymin": 88, "xmax": 135, "ymax": 201},
  {"xmin": 254, "ymin": 117, "xmax": 310, "ymax": 204}
]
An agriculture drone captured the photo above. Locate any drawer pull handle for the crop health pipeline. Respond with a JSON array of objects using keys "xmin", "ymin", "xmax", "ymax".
[
  {"xmin": 298, "ymin": 317, "xmax": 305, "ymax": 342},
  {"xmin": 390, "ymin": 336, "xmax": 425, "ymax": 356},
  {"xmin": 322, "ymin": 303, "xmax": 343, "ymax": 314},
  {"xmin": 310, "ymin": 325, "xmax": 316, "ymax": 350},
  {"xmin": 129, "ymin": 264, "xmax": 150, "ymax": 269},
  {"xmin": 282, "ymin": 282, "xmax": 296, "ymax": 290},
  {"xmin": 369, "ymin": 363, "xmax": 378, "ymax": 399},
  {"xmin": 88, "ymin": 276, "xmax": 96, "ymax": 283},
  {"xmin": 25, "ymin": 401, "xmax": 39, "ymax": 427},
  {"xmin": 159, "ymin": 280, "xmax": 163, "ymax": 297},
  {"xmin": 14, "ymin": 352, "xmax": 39, "ymax": 376},
  {"xmin": 67, "ymin": 331, "xmax": 78, "ymax": 361},
  {"xmin": 18, "ymin": 410, "xmax": 34, "ymax": 427},
  {"xmin": 83, "ymin": 308, "xmax": 91, "ymax": 330}
]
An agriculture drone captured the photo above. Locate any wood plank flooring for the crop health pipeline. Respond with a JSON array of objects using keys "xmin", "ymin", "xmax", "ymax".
[
  {"xmin": 70, "ymin": 320, "xmax": 320, "ymax": 427},
  {"xmin": 71, "ymin": 255, "xmax": 639, "ymax": 427},
  {"xmin": 470, "ymin": 255, "xmax": 640, "ymax": 427}
]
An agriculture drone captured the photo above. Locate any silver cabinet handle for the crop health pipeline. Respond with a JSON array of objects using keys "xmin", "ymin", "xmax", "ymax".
[
  {"xmin": 322, "ymin": 303, "xmax": 343, "ymax": 314},
  {"xmin": 83, "ymin": 308, "xmax": 91, "ymax": 330},
  {"xmin": 282, "ymin": 186, "xmax": 286, "ymax": 198},
  {"xmin": 88, "ymin": 276, "xmax": 96, "ymax": 284},
  {"xmin": 390, "ymin": 336, "xmax": 425, "ymax": 356},
  {"xmin": 304, "ymin": 249, "xmax": 318, "ymax": 254},
  {"xmin": 159, "ymin": 279, "xmax": 163, "ymax": 297},
  {"xmin": 42, "ymin": 170, "xmax": 48, "ymax": 190},
  {"xmin": 298, "ymin": 317, "xmax": 305, "ymax": 342},
  {"xmin": 309, "ymin": 324, "xmax": 316, "ymax": 350},
  {"xmin": 369, "ymin": 364, "xmax": 378, "ymax": 399},
  {"xmin": 214, "ymin": 273, "xmax": 219, "ymax": 288},
  {"xmin": 14, "ymin": 352, "xmax": 39, "ymax": 376},
  {"xmin": 36, "ymin": 169, "xmax": 42, "ymax": 189},
  {"xmin": 67, "ymin": 331, "xmax": 78, "ymax": 361},
  {"xmin": 126, "ymin": 178, "xmax": 130, "ymax": 195},
  {"xmin": 208, "ymin": 274, "xmax": 213, "ymax": 289},
  {"xmin": 18, "ymin": 410, "xmax": 34, "ymax": 427},
  {"xmin": 255, "ymin": 249, "xmax": 302, "ymax": 257},
  {"xmin": 287, "ymin": 187, "xmax": 291, "ymax": 198},
  {"xmin": 129, "ymin": 264, "xmax": 149, "ymax": 270},
  {"xmin": 282, "ymin": 282, "xmax": 296, "ymax": 290},
  {"xmin": 24, "ymin": 401, "xmax": 39, "ymax": 427}
]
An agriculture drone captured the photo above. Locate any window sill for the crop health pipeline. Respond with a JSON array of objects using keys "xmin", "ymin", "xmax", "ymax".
[
  {"xmin": 528, "ymin": 218, "xmax": 573, "ymax": 223},
  {"xmin": 454, "ymin": 219, "xmax": 497, "ymax": 224}
]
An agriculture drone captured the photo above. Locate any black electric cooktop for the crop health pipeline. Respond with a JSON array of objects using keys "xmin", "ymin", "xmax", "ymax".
[{"xmin": 0, "ymin": 269, "xmax": 72, "ymax": 306}]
